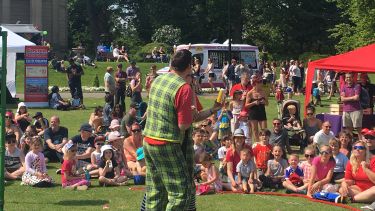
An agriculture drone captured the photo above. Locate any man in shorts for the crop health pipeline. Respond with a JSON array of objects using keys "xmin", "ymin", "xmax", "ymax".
[{"xmin": 340, "ymin": 73, "xmax": 363, "ymax": 140}]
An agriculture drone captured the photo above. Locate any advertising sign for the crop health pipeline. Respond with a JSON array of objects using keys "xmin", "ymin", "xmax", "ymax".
[{"xmin": 24, "ymin": 46, "xmax": 49, "ymax": 107}]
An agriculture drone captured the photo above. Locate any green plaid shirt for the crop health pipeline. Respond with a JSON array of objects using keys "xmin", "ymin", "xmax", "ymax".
[{"xmin": 144, "ymin": 73, "xmax": 187, "ymax": 143}]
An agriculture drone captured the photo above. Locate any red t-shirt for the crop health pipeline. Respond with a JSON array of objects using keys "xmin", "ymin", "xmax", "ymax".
[
  {"xmin": 225, "ymin": 144, "xmax": 253, "ymax": 174},
  {"xmin": 345, "ymin": 156, "xmax": 375, "ymax": 191},
  {"xmin": 230, "ymin": 83, "xmax": 253, "ymax": 97},
  {"xmin": 61, "ymin": 159, "xmax": 75, "ymax": 184},
  {"xmin": 145, "ymin": 83, "xmax": 193, "ymax": 145},
  {"xmin": 252, "ymin": 143, "xmax": 273, "ymax": 170}
]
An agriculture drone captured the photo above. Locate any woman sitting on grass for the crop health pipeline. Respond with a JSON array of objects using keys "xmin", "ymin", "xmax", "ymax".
[
  {"xmin": 88, "ymin": 106, "xmax": 103, "ymax": 133},
  {"xmin": 61, "ymin": 143, "xmax": 90, "ymax": 190},
  {"xmin": 339, "ymin": 141, "xmax": 375, "ymax": 203},
  {"xmin": 5, "ymin": 133, "xmax": 25, "ymax": 181}
]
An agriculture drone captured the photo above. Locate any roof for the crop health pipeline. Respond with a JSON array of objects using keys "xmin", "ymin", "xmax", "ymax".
[
  {"xmin": 0, "ymin": 26, "xmax": 36, "ymax": 53},
  {"xmin": 0, "ymin": 24, "xmax": 41, "ymax": 34}
]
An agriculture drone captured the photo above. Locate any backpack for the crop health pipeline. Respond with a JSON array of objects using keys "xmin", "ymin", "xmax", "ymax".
[{"xmin": 360, "ymin": 87, "xmax": 370, "ymax": 109}]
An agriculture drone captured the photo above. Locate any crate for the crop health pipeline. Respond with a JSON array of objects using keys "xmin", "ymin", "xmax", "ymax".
[{"xmin": 329, "ymin": 104, "xmax": 343, "ymax": 115}]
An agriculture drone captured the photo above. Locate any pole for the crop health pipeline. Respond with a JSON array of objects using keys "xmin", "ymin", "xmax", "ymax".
[
  {"xmin": 0, "ymin": 27, "xmax": 8, "ymax": 211},
  {"xmin": 227, "ymin": 0, "xmax": 232, "ymax": 62}
]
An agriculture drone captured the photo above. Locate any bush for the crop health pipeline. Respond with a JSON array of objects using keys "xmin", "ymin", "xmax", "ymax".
[
  {"xmin": 151, "ymin": 25, "xmax": 181, "ymax": 46},
  {"xmin": 298, "ymin": 52, "xmax": 329, "ymax": 64},
  {"xmin": 92, "ymin": 74, "xmax": 100, "ymax": 87},
  {"xmin": 134, "ymin": 42, "xmax": 171, "ymax": 62}
]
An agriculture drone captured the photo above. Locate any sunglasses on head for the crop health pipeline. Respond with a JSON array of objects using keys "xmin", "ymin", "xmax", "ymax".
[
  {"xmin": 321, "ymin": 150, "xmax": 332, "ymax": 155},
  {"xmin": 305, "ymin": 154, "xmax": 315, "ymax": 158},
  {"xmin": 132, "ymin": 129, "xmax": 141, "ymax": 133},
  {"xmin": 365, "ymin": 136, "xmax": 375, "ymax": 140},
  {"xmin": 353, "ymin": 145, "xmax": 366, "ymax": 150}
]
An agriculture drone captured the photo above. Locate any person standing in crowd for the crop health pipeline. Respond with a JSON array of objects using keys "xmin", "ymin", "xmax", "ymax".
[
  {"xmin": 145, "ymin": 64, "xmax": 159, "ymax": 97},
  {"xmin": 221, "ymin": 61, "xmax": 229, "ymax": 92},
  {"xmin": 120, "ymin": 103, "xmax": 138, "ymax": 138},
  {"xmin": 66, "ymin": 58, "xmax": 84, "ymax": 106},
  {"xmin": 43, "ymin": 116, "xmax": 68, "ymax": 163},
  {"xmin": 193, "ymin": 58, "xmax": 203, "ymax": 94},
  {"xmin": 104, "ymin": 66, "xmax": 115, "ymax": 108},
  {"xmin": 142, "ymin": 49, "xmax": 195, "ymax": 210},
  {"xmin": 289, "ymin": 60, "xmax": 301, "ymax": 95},
  {"xmin": 341, "ymin": 72, "xmax": 363, "ymax": 140},
  {"xmin": 230, "ymin": 72, "xmax": 252, "ymax": 100},
  {"xmin": 114, "ymin": 63, "xmax": 127, "ymax": 112},
  {"xmin": 360, "ymin": 73, "xmax": 375, "ymax": 114},
  {"xmin": 204, "ymin": 58, "xmax": 215, "ymax": 93},
  {"xmin": 130, "ymin": 72, "xmax": 143, "ymax": 104},
  {"xmin": 126, "ymin": 61, "xmax": 140, "ymax": 81},
  {"xmin": 226, "ymin": 59, "xmax": 237, "ymax": 91}
]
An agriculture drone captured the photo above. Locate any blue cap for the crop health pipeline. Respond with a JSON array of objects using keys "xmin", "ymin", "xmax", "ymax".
[{"xmin": 136, "ymin": 147, "xmax": 144, "ymax": 161}]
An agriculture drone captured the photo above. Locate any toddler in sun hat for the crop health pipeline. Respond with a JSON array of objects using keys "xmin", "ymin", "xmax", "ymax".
[{"xmin": 134, "ymin": 147, "xmax": 146, "ymax": 185}]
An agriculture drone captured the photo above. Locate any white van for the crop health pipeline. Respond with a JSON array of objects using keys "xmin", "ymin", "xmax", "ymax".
[{"xmin": 157, "ymin": 43, "xmax": 260, "ymax": 88}]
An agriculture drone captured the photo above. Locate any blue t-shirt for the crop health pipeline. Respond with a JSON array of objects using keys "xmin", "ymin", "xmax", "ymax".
[
  {"xmin": 333, "ymin": 152, "xmax": 349, "ymax": 173},
  {"xmin": 285, "ymin": 166, "xmax": 304, "ymax": 179}
]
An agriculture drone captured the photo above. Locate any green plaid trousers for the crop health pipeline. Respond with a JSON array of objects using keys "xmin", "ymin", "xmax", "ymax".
[{"xmin": 143, "ymin": 138, "xmax": 195, "ymax": 211}]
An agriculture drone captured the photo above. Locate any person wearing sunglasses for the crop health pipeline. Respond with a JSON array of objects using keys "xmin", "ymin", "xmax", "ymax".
[
  {"xmin": 5, "ymin": 111, "xmax": 21, "ymax": 143},
  {"xmin": 300, "ymin": 146, "xmax": 316, "ymax": 188},
  {"xmin": 339, "ymin": 141, "xmax": 375, "ymax": 203},
  {"xmin": 124, "ymin": 123, "xmax": 143, "ymax": 174},
  {"xmin": 85, "ymin": 136, "xmax": 106, "ymax": 178},
  {"xmin": 4, "ymin": 133, "xmax": 25, "ymax": 181},
  {"xmin": 313, "ymin": 121, "xmax": 335, "ymax": 152},
  {"xmin": 307, "ymin": 145, "xmax": 335, "ymax": 198},
  {"xmin": 270, "ymin": 118, "xmax": 292, "ymax": 155},
  {"xmin": 303, "ymin": 106, "xmax": 322, "ymax": 145},
  {"xmin": 362, "ymin": 128, "xmax": 375, "ymax": 156}
]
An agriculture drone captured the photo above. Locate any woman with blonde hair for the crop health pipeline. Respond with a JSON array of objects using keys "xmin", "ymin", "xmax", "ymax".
[{"xmin": 339, "ymin": 140, "xmax": 375, "ymax": 203}]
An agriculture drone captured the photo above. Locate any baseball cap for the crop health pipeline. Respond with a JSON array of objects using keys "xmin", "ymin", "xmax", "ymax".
[
  {"xmin": 65, "ymin": 143, "xmax": 75, "ymax": 151},
  {"xmin": 79, "ymin": 123, "xmax": 93, "ymax": 133},
  {"xmin": 32, "ymin": 112, "xmax": 43, "ymax": 119},
  {"xmin": 361, "ymin": 128, "xmax": 375, "ymax": 137}
]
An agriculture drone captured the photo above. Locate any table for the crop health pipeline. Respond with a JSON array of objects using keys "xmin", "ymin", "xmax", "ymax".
[{"xmin": 316, "ymin": 113, "xmax": 375, "ymax": 136}]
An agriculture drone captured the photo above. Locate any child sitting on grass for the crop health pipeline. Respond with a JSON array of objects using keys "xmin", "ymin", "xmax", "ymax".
[
  {"xmin": 259, "ymin": 145, "xmax": 288, "ymax": 189},
  {"xmin": 218, "ymin": 136, "xmax": 231, "ymax": 179},
  {"xmin": 86, "ymin": 136, "xmax": 105, "ymax": 177},
  {"xmin": 99, "ymin": 144, "xmax": 128, "ymax": 186},
  {"xmin": 61, "ymin": 143, "xmax": 90, "ymax": 190},
  {"xmin": 253, "ymin": 129, "xmax": 273, "ymax": 176},
  {"xmin": 236, "ymin": 148, "xmax": 259, "ymax": 193},
  {"xmin": 283, "ymin": 154, "xmax": 307, "ymax": 194},
  {"xmin": 22, "ymin": 136, "xmax": 53, "ymax": 187},
  {"xmin": 193, "ymin": 129, "xmax": 206, "ymax": 163},
  {"xmin": 300, "ymin": 146, "xmax": 315, "ymax": 188},
  {"xmin": 198, "ymin": 153, "xmax": 231, "ymax": 193}
]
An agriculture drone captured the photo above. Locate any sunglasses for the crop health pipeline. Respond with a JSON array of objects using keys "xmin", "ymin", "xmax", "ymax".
[
  {"xmin": 273, "ymin": 122, "xmax": 281, "ymax": 125},
  {"xmin": 353, "ymin": 145, "xmax": 366, "ymax": 150},
  {"xmin": 365, "ymin": 136, "xmax": 375, "ymax": 140},
  {"xmin": 324, "ymin": 126, "xmax": 331, "ymax": 128},
  {"xmin": 132, "ymin": 129, "xmax": 141, "ymax": 133},
  {"xmin": 307, "ymin": 113, "xmax": 313, "ymax": 116},
  {"xmin": 6, "ymin": 140, "xmax": 16, "ymax": 144},
  {"xmin": 305, "ymin": 154, "xmax": 315, "ymax": 158},
  {"xmin": 5, "ymin": 116, "xmax": 11, "ymax": 119},
  {"xmin": 320, "ymin": 150, "xmax": 332, "ymax": 155},
  {"xmin": 201, "ymin": 125, "xmax": 208, "ymax": 127},
  {"xmin": 96, "ymin": 142, "xmax": 104, "ymax": 146}
]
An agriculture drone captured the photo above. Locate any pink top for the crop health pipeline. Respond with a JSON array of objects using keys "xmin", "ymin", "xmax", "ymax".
[
  {"xmin": 341, "ymin": 83, "xmax": 361, "ymax": 112},
  {"xmin": 206, "ymin": 164, "xmax": 222, "ymax": 192},
  {"xmin": 311, "ymin": 156, "xmax": 335, "ymax": 181},
  {"xmin": 300, "ymin": 161, "xmax": 312, "ymax": 181}
]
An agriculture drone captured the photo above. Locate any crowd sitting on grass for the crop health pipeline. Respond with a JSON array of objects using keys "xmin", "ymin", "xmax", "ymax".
[{"xmin": 4, "ymin": 57, "xmax": 375, "ymax": 209}]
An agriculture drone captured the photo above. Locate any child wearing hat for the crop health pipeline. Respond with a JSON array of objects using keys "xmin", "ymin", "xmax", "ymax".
[
  {"xmin": 32, "ymin": 112, "xmax": 49, "ymax": 136},
  {"xmin": 86, "ymin": 136, "xmax": 106, "ymax": 177},
  {"xmin": 133, "ymin": 147, "xmax": 146, "ymax": 185},
  {"xmin": 98, "ymin": 144, "xmax": 128, "ymax": 186}
]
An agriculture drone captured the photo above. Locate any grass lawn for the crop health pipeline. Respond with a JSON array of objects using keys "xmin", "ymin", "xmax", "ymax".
[{"xmin": 3, "ymin": 61, "xmax": 366, "ymax": 210}]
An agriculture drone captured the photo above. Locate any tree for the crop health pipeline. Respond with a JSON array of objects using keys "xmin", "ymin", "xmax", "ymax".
[{"xmin": 151, "ymin": 25, "xmax": 181, "ymax": 45}]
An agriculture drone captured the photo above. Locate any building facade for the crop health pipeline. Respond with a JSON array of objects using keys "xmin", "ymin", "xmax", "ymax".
[{"xmin": 0, "ymin": 0, "xmax": 68, "ymax": 52}]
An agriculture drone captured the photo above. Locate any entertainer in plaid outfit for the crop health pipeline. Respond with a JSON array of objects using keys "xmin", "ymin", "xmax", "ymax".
[{"xmin": 143, "ymin": 49, "xmax": 195, "ymax": 210}]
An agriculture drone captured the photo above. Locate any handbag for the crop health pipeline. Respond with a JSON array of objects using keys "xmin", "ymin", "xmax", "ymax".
[
  {"xmin": 196, "ymin": 184, "xmax": 211, "ymax": 195},
  {"xmin": 126, "ymin": 84, "xmax": 132, "ymax": 97}
]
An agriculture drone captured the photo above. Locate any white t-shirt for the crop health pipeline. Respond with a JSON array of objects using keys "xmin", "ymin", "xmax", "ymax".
[
  {"xmin": 313, "ymin": 130, "xmax": 335, "ymax": 148},
  {"xmin": 218, "ymin": 146, "xmax": 227, "ymax": 160},
  {"xmin": 113, "ymin": 48, "xmax": 120, "ymax": 57},
  {"xmin": 289, "ymin": 65, "xmax": 301, "ymax": 77}
]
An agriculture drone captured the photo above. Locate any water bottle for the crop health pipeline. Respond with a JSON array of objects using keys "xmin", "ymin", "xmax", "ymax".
[{"xmin": 84, "ymin": 169, "xmax": 90, "ymax": 182}]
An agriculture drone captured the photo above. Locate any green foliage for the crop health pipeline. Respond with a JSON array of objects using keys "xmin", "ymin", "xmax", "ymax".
[
  {"xmin": 92, "ymin": 74, "xmax": 100, "ymax": 87},
  {"xmin": 151, "ymin": 25, "xmax": 181, "ymax": 46},
  {"xmin": 330, "ymin": 0, "xmax": 375, "ymax": 52},
  {"xmin": 298, "ymin": 52, "xmax": 329, "ymax": 63}
]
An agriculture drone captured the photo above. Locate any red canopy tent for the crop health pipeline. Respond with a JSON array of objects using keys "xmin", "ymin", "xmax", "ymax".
[{"xmin": 305, "ymin": 43, "xmax": 375, "ymax": 114}]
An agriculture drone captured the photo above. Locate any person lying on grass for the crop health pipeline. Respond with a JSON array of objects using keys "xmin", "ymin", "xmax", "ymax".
[
  {"xmin": 98, "ymin": 144, "xmax": 128, "ymax": 186},
  {"xmin": 61, "ymin": 143, "xmax": 90, "ymax": 190}
]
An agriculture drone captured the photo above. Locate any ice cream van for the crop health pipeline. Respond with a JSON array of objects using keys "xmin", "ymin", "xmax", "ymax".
[{"xmin": 157, "ymin": 42, "xmax": 260, "ymax": 88}]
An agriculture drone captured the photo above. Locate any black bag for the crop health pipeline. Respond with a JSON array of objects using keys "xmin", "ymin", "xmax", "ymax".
[
  {"xmin": 126, "ymin": 84, "xmax": 132, "ymax": 97},
  {"xmin": 360, "ymin": 87, "xmax": 370, "ymax": 109}
]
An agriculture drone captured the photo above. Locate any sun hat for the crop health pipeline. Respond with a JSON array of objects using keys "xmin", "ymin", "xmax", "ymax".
[
  {"xmin": 233, "ymin": 128, "xmax": 245, "ymax": 137},
  {"xmin": 107, "ymin": 131, "xmax": 124, "ymax": 142},
  {"xmin": 17, "ymin": 102, "xmax": 27, "ymax": 113},
  {"xmin": 109, "ymin": 119, "xmax": 120, "ymax": 129},
  {"xmin": 136, "ymin": 147, "xmax": 144, "ymax": 161},
  {"xmin": 100, "ymin": 144, "xmax": 114, "ymax": 158}
]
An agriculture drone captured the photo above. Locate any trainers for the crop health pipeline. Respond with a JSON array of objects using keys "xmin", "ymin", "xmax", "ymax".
[
  {"xmin": 56, "ymin": 169, "xmax": 62, "ymax": 175},
  {"xmin": 361, "ymin": 202, "xmax": 375, "ymax": 211},
  {"xmin": 119, "ymin": 181, "xmax": 128, "ymax": 186},
  {"xmin": 77, "ymin": 185, "xmax": 88, "ymax": 191},
  {"xmin": 65, "ymin": 186, "xmax": 76, "ymax": 190},
  {"xmin": 285, "ymin": 189, "xmax": 294, "ymax": 194}
]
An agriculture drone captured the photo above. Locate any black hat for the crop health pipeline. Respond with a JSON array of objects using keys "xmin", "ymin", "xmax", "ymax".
[
  {"xmin": 32, "ymin": 112, "xmax": 43, "ymax": 118},
  {"xmin": 79, "ymin": 123, "xmax": 93, "ymax": 133}
]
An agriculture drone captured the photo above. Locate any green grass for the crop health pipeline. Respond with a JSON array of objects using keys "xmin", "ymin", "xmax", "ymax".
[{"xmin": 4, "ymin": 61, "xmax": 364, "ymax": 210}]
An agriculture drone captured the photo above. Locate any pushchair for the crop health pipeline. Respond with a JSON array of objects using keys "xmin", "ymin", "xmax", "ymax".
[{"xmin": 280, "ymin": 100, "xmax": 305, "ymax": 152}]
